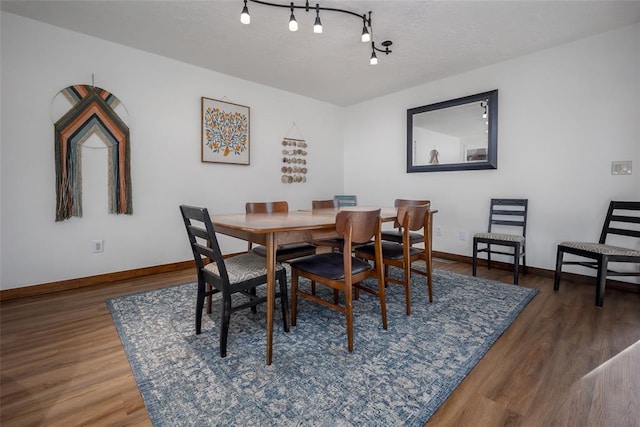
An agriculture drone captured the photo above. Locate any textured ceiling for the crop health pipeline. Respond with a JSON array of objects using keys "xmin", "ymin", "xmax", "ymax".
[{"xmin": 3, "ymin": 0, "xmax": 640, "ymax": 106}]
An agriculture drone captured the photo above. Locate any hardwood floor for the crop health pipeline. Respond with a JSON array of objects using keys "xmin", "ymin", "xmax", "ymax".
[{"xmin": 1, "ymin": 261, "xmax": 638, "ymax": 426}]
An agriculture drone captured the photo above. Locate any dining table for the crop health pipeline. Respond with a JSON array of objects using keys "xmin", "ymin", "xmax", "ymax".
[{"xmin": 211, "ymin": 206, "xmax": 435, "ymax": 365}]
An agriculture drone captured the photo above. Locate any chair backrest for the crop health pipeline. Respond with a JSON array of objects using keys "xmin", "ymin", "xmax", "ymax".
[
  {"xmin": 335, "ymin": 209, "xmax": 381, "ymax": 245},
  {"xmin": 396, "ymin": 204, "xmax": 430, "ymax": 233},
  {"xmin": 312, "ymin": 199, "xmax": 339, "ymax": 209},
  {"xmin": 179, "ymin": 205, "xmax": 229, "ymax": 282},
  {"xmin": 334, "ymin": 195, "xmax": 357, "ymax": 207},
  {"xmin": 487, "ymin": 199, "xmax": 528, "ymax": 236},
  {"xmin": 393, "ymin": 199, "xmax": 430, "ymax": 227},
  {"xmin": 245, "ymin": 201, "xmax": 289, "ymax": 214},
  {"xmin": 599, "ymin": 201, "xmax": 640, "ymax": 244}
]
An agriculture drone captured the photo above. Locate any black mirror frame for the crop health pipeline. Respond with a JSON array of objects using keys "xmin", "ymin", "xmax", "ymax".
[{"xmin": 407, "ymin": 89, "xmax": 498, "ymax": 173}]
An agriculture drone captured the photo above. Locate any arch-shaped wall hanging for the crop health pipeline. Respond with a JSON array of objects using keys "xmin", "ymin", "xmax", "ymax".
[{"xmin": 53, "ymin": 84, "xmax": 132, "ymax": 221}]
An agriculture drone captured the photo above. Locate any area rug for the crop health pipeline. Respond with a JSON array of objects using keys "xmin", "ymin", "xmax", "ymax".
[{"xmin": 107, "ymin": 269, "xmax": 537, "ymax": 426}]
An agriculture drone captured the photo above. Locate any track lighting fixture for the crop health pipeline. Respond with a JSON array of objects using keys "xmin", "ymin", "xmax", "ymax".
[{"xmin": 240, "ymin": 0, "xmax": 393, "ymax": 65}]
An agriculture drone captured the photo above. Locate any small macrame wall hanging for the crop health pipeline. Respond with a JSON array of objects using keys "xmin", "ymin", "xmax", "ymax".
[
  {"xmin": 51, "ymin": 82, "xmax": 132, "ymax": 221},
  {"xmin": 280, "ymin": 122, "xmax": 308, "ymax": 184}
]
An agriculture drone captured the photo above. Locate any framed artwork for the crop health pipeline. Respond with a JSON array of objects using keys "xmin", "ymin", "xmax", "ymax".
[
  {"xmin": 465, "ymin": 147, "xmax": 487, "ymax": 162},
  {"xmin": 201, "ymin": 97, "xmax": 250, "ymax": 164}
]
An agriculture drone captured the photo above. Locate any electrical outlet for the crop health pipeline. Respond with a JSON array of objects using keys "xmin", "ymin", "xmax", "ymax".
[
  {"xmin": 458, "ymin": 231, "xmax": 467, "ymax": 241},
  {"xmin": 436, "ymin": 227, "xmax": 442, "ymax": 237},
  {"xmin": 611, "ymin": 160, "xmax": 632, "ymax": 175},
  {"xmin": 92, "ymin": 240, "xmax": 104, "ymax": 253}
]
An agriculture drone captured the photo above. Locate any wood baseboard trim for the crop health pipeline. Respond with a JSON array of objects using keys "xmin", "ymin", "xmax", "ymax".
[
  {"xmin": 4, "ymin": 251, "xmax": 636, "ymax": 302},
  {"xmin": 0, "ymin": 260, "xmax": 195, "ymax": 302},
  {"xmin": 432, "ymin": 251, "xmax": 640, "ymax": 294}
]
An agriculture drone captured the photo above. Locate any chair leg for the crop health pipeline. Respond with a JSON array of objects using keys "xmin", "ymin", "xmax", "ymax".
[
  {"xmin": 472, "ymin": 238, "xmax": 478, "ymax": 277},
  {"xmin": 249, "ymin": 287, "xmax": 257, "ymax": 313},
  {"xmin": 513, "ymin": 243, "xmax": 520, "ymax": 285},
  {"xmin": 278, "ymin": 271, "xmax": 290, "ymax": 332},
  {"xmin": 426, "ymin": 251, "xmax": 433, "ymax": 303},
  {"xmin": 404, "ymin": 261, "xmax": 411, "ymax": 316},
  {"xmin": 553, "ymin": 248, "xmax": 564, "ymax": 291},
  {"xmin": 345, "ymin": 282, "xmax": 354, "ymax": 352},
  {"xmin": 378, "ymin": 278, "xmax": 388, "ymax": 330},
  {"xmin": 311, "ymin": 281, "xmax": 316, "ymax": 296},
  {"xmin": 291, "ymin": 269, "xmax": 299, "ymax": 327},
  {"xmin": 195, "ymin": 282, "xmax": 206, "ymax": 335},
  {"xmin": 220, "ymin": 293, "xmax": 232, "ymax": 358},
  {"xmin": 596, "ymin": 257, "xmax": 607, "ymax": 307},
  {"xmin": 487, "ymin": 244, "xmax": 492, "ymax": 269},
  {"xmin": 206, "ymin": 283, "xmax": 212, "ymax": 314}
]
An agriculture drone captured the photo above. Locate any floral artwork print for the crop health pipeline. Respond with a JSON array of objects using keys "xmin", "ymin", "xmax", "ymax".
[{"xmin": 201, "ymin": 98, "xmax": 250, "ymax": 164}]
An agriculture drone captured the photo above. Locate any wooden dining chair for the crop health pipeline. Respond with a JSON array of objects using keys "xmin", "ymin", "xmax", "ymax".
[
  {"xmin": 179, "ymin": 205, "xmax": 289, "ymax": 358},
  {"xmin": 380, "ymin": 199, "xmax": 431, "ymax": 245},
  {"xmin": 290, "ymin": 209, "xmax": 386, "ymax": 352},
  {"xmin": 554, "ymin": 200, "xmax": 640, "ymax": 307},
  {"xmin": 245, "ymin": 201, "xmax": 317, "ymax": 261},
  {"xmin": 355, "ymin": 204, "xmax": 433, "ymax": 315}
]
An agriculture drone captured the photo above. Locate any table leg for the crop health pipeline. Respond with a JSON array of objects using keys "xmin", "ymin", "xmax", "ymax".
[{"xmin": 265, "ymin": 232, "xmax": 275, "ymax": 365}]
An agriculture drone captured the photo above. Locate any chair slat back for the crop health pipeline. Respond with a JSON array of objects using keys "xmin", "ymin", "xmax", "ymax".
[
  {"xmin": 488, "ymin": 199, "xmax": 528, "ymax": 236},
  {"xmin": 179, "ymin": 205, "xmax": 228, "ymax": 281},
  {"xmin": 335, "ymin": 209, "xmax": 381, "ymax": 244},
  {"xmin": 397, "ymin": 204, "xmax": 430, "ymax": 232},
  {"xmin": 599, "ymin": 201, "xmax": 640, "ymax": 243},
  {"xmin": 312, "ymin": 199, "xmax": 339, "ymax": 209},
  {"xmin": 393, "ymin": 199, "xmax": 430, "ymax": 228},
  {"xmin": 245, "ymin": 201, "xmax": 289, "ymax": 214},
  {"xmin": 334, "ymin": 195, "xmax": 357, "ymax": 207}
]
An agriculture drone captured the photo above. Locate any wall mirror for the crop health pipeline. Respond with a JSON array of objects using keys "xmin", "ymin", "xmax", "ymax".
[{"xmin": 407, "ymin": 89, "xmax": 498, "ymax": 172}]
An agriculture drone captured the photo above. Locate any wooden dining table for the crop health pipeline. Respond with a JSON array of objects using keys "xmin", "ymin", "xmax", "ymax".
[{"xmin": 211, "ymin": 206, "xmax": 435, "ymax": 365}]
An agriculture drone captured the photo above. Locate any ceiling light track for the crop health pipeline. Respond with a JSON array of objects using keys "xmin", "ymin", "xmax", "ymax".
[{"xmin": 240, "ymin": 0, "xmax": 393, "ymax": 65}]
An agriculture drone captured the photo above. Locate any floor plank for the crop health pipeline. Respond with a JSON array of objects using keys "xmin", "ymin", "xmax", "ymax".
[{"xmin": 1, "ymin": 263, "xmax": 639, "ymax": 426}]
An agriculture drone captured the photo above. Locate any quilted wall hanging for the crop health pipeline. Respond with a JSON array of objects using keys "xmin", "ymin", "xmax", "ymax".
[{"xmin": 53, "ymin": 84, "xmax": 132, "ymax": 221}]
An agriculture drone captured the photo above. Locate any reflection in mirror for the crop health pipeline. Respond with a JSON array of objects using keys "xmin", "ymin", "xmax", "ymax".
[{"xmin": 407, "ymin": 90, "xmax": 498, "ymax": 172}]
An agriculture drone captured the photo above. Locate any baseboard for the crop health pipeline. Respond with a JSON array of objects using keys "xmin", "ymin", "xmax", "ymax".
[
  {"xmin": 433, "ymin": 251, "xmax": 640, "ymax": 294},
  {"xmin": 3, "ymin": 252, "xmax": 637, "ymax": 302},
  {"xmin": 0, "ymin": 260, "xmax": 195, "ymax": 302}
]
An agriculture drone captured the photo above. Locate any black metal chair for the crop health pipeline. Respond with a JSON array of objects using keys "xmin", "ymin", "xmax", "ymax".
[
  {"xmin": 356, "ymin": 204, "xmax": 433, "ymax": 315},
  {"xmin": 179, "ymin": 205, "xmax": 289, "ymax": 358},
  {"xmin": 472, "ymin": 199, "xmax": 528, "ymax": 284},
  {"xmin": 245, "ymin": 201, "xmax": 317, "ymax": 261},
  {"xmin": 554, "ymin": 201, "xmax": 640, "ymax": 307},
  {"xmin": 380, "ymin": 199, "xmax": 431, "ymax": 245},
  {"xmin": 290, "ymin": 209, "xmax": 386, "ymax": 352}
]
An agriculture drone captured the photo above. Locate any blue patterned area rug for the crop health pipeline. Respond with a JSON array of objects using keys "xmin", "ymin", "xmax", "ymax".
[{"xmin": 107, "ymin": 269, "xmax": 537, "ymax": 426}]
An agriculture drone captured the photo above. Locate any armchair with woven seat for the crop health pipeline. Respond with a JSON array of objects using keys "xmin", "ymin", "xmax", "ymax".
[
  {"xmin": 554, "ymin": 200, "xmax": 640, "ymax": 307},
  {"xmin": 472, "ymin": 198, "xmax": 528, "ymax": 285},
  {"xmin": 290, "ymin": 209, "xmax": 386, "ymax": 352},
  {"xmin": 179, "ymin": 205, "xmax": 289, "ymax": 358},
  {"xmin": 355, "ymin": 204, "xmax": 433, "ymax": 315},
  {"xmin": 245, "ymin": 201, "xmax": 317, "ymax": 261}
]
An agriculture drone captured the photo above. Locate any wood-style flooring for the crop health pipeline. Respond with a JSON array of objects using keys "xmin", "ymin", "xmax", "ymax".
[{"xmin": 1, "ymin": 260, "xmax": 639, "ymax": 426}]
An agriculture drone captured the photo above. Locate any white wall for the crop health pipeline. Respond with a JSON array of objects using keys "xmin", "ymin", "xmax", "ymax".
[
  {"xmin": 344, "ymin": 24, "xmax": 640, "ymax": 274},
  {"xmin": 0, "ymin": 12, "xmax": 344, "ymax": 290}
]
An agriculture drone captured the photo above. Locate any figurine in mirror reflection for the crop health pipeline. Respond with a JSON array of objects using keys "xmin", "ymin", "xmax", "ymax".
[{"xmin": 429, "ymin": 148, "xmax": 439, "ymax": 164}]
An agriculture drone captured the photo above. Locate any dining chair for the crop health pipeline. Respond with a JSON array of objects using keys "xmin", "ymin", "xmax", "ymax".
[
  {"xmin": 290, "ymin": 209, "xmax": 386, "ymax": 352},
  {"xmin": 380, "ymin": 199, "xmax": 431, "ymax": 245},
  {"xmin": 310, "ymin": 199, "xmax": 343, "ymax": 252},
  {"xmin": 179, "ymin": 205, "xmax": 289, "ymax": 358},
  {"xmin": 334, "ymin": 195, "xmax": 357, "ymax": 207},
  {"xmin": 245, "ymin": 201, "xmax": 317, "ymax": 261},
  {"xmin": 472, "ymin": 199, "xmax": 528, "ymax": 284},
  {"xmin": 554, "ymin": 200, "xmax": 640, "ymax": 307},
  {"xmin": 355, "ymin": 204, "xmax": 432, "ymax": 315}
]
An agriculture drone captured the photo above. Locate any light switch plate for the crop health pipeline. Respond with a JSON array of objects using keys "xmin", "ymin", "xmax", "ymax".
[{"xmin": 611, "ymin": 160, "xmax": 632, "ymax": 175}]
